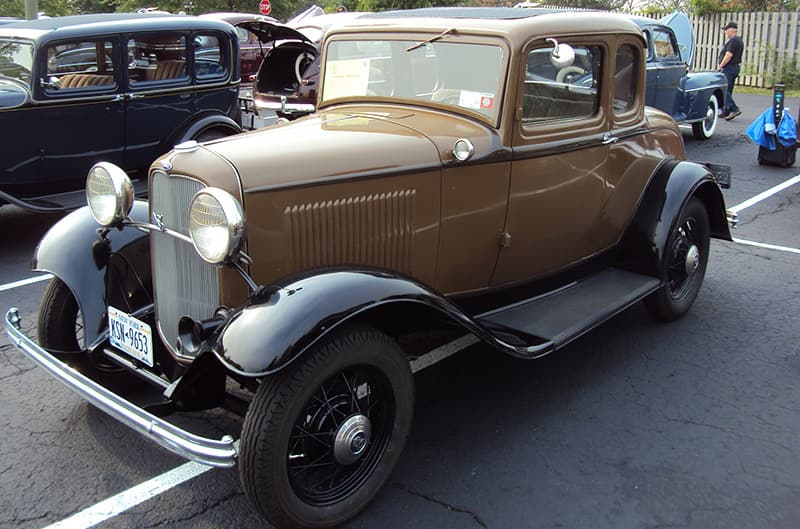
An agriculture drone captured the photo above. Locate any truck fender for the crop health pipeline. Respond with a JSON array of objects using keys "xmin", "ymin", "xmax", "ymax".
[
  {"xmin": 212, "ymin": 269, "xmax": 489, "ymax": 377},
  {"xmin": 33, "ymin": 201, "xmax": 152, "ymax": 348},
  {"xmin": 619, "ymin": 159, "xmax": 732, "ymax": 277}
]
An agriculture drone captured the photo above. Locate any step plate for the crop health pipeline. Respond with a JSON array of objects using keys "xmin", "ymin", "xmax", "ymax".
[{"xmin": 478, "ymin": 268, "xmax": 660, "ymax": 349}]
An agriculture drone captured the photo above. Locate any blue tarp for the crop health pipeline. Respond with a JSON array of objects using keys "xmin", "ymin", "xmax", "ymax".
[{"xmin": 745, "ymin": 107, "xmax": 798, "ymax": 150}]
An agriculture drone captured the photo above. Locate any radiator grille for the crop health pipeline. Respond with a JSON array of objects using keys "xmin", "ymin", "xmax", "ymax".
[
  {"xmin": 285, "ymin": 190, "xmax": 416, "ymax": 272},
  {"xmin": 151, "ymin": 172, "xmax": 220, "ymax": 357}
]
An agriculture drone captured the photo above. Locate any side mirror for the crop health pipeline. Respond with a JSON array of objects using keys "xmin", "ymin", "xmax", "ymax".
[
  {"xmin": 0, "ymin": 79, "xmax": 31, "ymax": 108},
  {"xmin": 546, "ymin": 38, "xmax": 575, "ymax": 69}
]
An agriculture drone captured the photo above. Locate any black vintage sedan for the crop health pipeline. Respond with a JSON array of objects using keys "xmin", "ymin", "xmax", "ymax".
[{"xmin": 0, "ymin": 13, "xmax": 243, "ymax": 212}]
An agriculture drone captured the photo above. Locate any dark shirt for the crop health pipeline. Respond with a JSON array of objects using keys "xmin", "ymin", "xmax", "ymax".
[{"xmin": 719, "ymin": 35, "xmax": 744, "ymax": 65}]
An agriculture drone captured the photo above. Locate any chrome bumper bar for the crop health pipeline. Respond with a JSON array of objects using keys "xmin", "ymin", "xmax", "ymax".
[{"xmin": 4, "ymin": 308, "xmax": 238, "ymax": 468}]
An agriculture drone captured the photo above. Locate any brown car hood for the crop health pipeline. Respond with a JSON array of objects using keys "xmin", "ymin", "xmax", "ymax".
[{"xmin": 205, "ymin": 109, "xmax": 444, "ymax": 193}]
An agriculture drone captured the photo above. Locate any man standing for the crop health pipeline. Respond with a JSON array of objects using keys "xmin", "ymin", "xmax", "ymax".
[{"xmin": 718, "ymin": 21, "xmax": 744, "ymax": 120}]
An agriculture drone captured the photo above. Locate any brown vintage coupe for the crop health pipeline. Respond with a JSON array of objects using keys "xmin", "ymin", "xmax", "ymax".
[{"xmin": 6, "ymin": 8, "xmax": 732, "ymax": 529}]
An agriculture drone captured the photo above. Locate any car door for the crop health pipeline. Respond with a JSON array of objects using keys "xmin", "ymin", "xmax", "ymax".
[
  {"xmin": 650, "ymin": 28, "xmax": 685, "ymax": 115},
  {"xmin": 123, "ymin": 30, "xmax": 194, "ymax": 176},
  {"xmin": 491, "ymin": 38, "xmax": 610, "ymax": 286},
  {"xmin": 29, "ymin": 37, "xmax": 124, "ymax": 193}
]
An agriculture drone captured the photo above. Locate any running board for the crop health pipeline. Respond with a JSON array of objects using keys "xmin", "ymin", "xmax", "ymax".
[
  {"xmin": 477, "ymin": 268, "xmax": 660, "ymax": 351},
  {"xmin": 0, "ymin": 179, "xmax": 147, "ymax": 213}
]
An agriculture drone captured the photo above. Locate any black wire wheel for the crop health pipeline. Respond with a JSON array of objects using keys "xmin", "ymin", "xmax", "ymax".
[
  {"xmin": 38, "ymin": 277, "xmax": 86, "ymax": 358},
  {"xmin": 38, "ymin": 277, "xmax": 124, "ymax": 380},
  {"xmin": 240, "ymin": 326, "xmax": 414, "ymax": 529},
  {"xmin": 645, "ymin": 197, "xmax": 711, "ymax": 322}
]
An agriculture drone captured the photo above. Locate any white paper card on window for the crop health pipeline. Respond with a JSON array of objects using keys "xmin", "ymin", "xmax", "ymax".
[
  {"xmin": 324, "ymin": 58, "xmax": 371, "ymax": 100},
  {"xmin": 458, "ymin": 90, "xmax": 495, "ymax": 111}
]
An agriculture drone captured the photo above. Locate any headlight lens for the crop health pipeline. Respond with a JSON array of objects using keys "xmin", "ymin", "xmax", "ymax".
[
  {"xmin": 86, "ymin": 162, "xmax": 133, "ymax": 226},
  {"xmin": 188, "ymin": 188, "xmax": 245, "ymax": 264}
]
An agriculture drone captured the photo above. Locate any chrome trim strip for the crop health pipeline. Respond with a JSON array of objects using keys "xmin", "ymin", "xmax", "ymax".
[
  {"xmin": 255, "ymin": 100, "xmax": 315, "ymax": 113},
  {"xmin": 684, "ymin": 84, "xmax": 727, "ymax": 93},
  {"xmin": 4, "ymin": 308, "xmax": 238, "ymax": 468}
]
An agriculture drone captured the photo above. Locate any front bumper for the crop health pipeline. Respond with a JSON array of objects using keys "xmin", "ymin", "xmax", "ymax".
[{"xmin": 4, "ymin": 308, "xmax": 238, "ymax": 468}]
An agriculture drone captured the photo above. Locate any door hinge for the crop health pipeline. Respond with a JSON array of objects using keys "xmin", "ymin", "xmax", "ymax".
[{"xmin": 500, "ymin": 232, "xmax": 512, "ymax": 248}]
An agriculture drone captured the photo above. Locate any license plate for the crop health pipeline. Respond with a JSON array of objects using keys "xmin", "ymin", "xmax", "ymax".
[{"xmin": 108, "ymin": 306, "xmax": 154, "ymax": 367}]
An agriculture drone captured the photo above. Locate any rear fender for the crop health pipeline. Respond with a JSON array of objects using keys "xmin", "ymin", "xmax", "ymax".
[
  {"xmin": 33, "ymin": 201, "xmax": 152, "ymax": 348},
  {"xmin": 170, "ymin": 112, "xmax": 241, "ymax": 146},
  {"xmin": 212, "ymin": 269, "xmax": 489, "ymax": 377},
  {"xmin": 619, "ymin": 160, "xmax": 731, "ymax": 276}
]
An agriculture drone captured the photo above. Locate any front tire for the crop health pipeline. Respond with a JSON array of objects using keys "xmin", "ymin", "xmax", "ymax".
[
  {"xmin": 645, "ymin": 198, "xmax": 711, "ymax": 322},
  {"xmin": 239, "ymin": 326, "xmax": 414, "ymax": 529},
  {"xmin": 692, "ymin": 94, "xmax": 719, "ymax": 140},
  {"xmin": 38, "ymin": 277, "xmax": 84, "ymax": 357}
]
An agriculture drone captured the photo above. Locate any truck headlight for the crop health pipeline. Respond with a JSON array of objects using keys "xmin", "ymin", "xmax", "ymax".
[
  {"xmin": 86, "ymin": 162, "xmax": 134, "ymax": 226},
  {"xmin": 188, "ymin": 188, "xmax": 245, "ymax": 264}
]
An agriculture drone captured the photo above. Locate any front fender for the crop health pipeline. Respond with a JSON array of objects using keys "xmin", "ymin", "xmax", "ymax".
[
  {"xmin": 620, "ymin": 160, "xmax": 731, "ymax": 276},
  {"xmin": 34, "ymin": 201, "xmax": 152, "ymax": 347},
  {"xmin": 212, "ymin": 269, "xmax": 485, "ymax": 377}
]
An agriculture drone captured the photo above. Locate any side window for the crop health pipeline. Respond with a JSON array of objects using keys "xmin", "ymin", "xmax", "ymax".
[
  {"xmin": 194, "ymin": 33, "xmax": 227, "ymax": 81},
  {"xmin": 235, "ymin": 27, "xmax": 251, "ymax": 44},
  {"xmin": 614, "ymin": 44, "xmax": 638, "ymax": 112},
  {"xmin": 522, "ymin": 44, "xmax": 601, "ymax": 123},
  {"xmin": 653, "ymin": 30, "xmax": 678, "ymax": 60},
  {"xmin": 45, "ymin": 40, "xmax": 115, "ymax": 91},
  {"xmin": 128, "ymin": 33, "xmax": 188, "ymax": 87}
]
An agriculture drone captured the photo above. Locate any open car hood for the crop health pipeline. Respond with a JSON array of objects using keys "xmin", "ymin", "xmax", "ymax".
[
  {"xmin": 239, "ymin": 20, "xmax": 313, "ymax": 45},
  {"xmin": 660, "ymin": 11, "xmax": 694, "ymax": 66}
]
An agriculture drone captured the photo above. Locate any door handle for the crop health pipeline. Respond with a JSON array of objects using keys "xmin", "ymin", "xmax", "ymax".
[
  {"xmin": 602, "ymin": 133, "xmax": 618, "ymax": 145},
  {"xmin": 127, "ymin": 93, "xmax": 144, "ymax": 100}
]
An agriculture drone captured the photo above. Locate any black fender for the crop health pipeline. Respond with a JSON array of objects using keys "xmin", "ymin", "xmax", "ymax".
[
  {"xmin": 212, "ymin": 269, "xmax": 506, "ymax": 377},
  {"xmin": 619, "ymin": 159, "xmax": 732, "ymax": 277},
  {"xmin": 33, "ymin": 201, "xmax": 152, "ymax": 348},
  {"xmin": 171, "ymin": 112, "xmax": 241, "ymax": 145}
]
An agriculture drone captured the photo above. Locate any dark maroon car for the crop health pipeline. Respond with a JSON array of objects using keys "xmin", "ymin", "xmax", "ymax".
[{"xmin": 200, "ymin": 12, "xmax": 278, "ymax": 87}]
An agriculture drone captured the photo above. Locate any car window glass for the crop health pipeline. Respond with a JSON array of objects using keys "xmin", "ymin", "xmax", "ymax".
[
  {"xmin": 323, "ymin": 39, "xmax": 504, "ymax": 121},
  {"xmin": 235, "ymin": 27, "xmax": 250, "ymax": 43},
  {"xmin": 194, "ymin": 33, "xmax": 227, "ymax": 80},
  {"xmin": 614, "ymin": 44, "xmax": 637, "ymax": 112},
  {"xmin": 128, "ymin": 33, "xmax": 188, "ymax": 87},
  {"xmin": 0, "ymin": 40, "xmax": 34, "ymax": 85},
  {"xmin": 45, "ymin": 40, "xmax": 115, "ymax": 91},
  {"xmin": 522, "ymin": 44, "xmax": 601, "ymax": 123},
  {"xmin": 653, "ymin": 30, "xmax": 677, "ymax": 60}
]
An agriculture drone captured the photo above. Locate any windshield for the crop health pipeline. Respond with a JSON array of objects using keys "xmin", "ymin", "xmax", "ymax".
[
  {"xmin": 321, "ymin": 39, "xmax": 505, "ymax": 121},
  {"xmin": 0, "ymin": 40, "xmax": 34, "ymax": 86}
]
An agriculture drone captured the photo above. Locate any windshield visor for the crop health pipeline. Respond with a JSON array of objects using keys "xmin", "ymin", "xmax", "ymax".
[
  {"xmin": 321, "ymin": 39, "xmax": 505, "ymax": 122},
  {"xmin": 0, "ymin": 40, "xmax": 34, "ymax": 86}
]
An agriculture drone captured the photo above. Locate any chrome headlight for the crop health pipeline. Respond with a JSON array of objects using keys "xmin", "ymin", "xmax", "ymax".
[
  {"xmin": 86, "ymin": 162, "xmax": 134, "ymax": 226},
  {"xmin": 188, "ymin": 188, "xmax": 245, "ymax": 264}
]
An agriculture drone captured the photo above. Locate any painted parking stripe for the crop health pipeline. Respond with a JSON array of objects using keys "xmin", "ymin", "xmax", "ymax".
[
  {"xmin": 0, "ymin": 274, "xmax": 52, "ymax": 293},
  {"xmin": 734, "ymin": 237, "xmax": 800, "ymax": 255},
  {"xmin": 41, "ymin": 461, "xmax": 213, "ymax": 529},
  {"xmin": 729, "ymin": 173, "xmax": 800, "ymax": 213}
]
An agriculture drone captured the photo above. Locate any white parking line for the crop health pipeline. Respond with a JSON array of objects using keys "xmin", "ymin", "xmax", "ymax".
[
  {"xmin": 733, "ymin": 237, "xmax": 800, "ymax": 255},
  {"xmin": 729, "ymin": 173, "xmax": 800, "ymax": 213},
  {"xmin": 0, "ymin": 274, "xmax": 52, "ymax": 293},
  {"xmin": 41, "ymin": 461, "xmax": 213, "ymax": 529}
]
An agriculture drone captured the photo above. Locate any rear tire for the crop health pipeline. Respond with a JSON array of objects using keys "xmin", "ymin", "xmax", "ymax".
[
  {"xmin": 239, "ymin": 326, "xmax": 414, "ymax": 529},
  {"xmin": 645, "ymin": 198, "xmax": 710, "ymax": 321}
]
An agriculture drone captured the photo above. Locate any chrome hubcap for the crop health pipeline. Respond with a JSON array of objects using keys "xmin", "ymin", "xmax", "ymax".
[
  {"xmin": 684, "ymin": 244, "xmax": 700, "ymax": 276},
  {"xmin": 333, "ymin": 414, "xmax": 372, "ymax": 466}
]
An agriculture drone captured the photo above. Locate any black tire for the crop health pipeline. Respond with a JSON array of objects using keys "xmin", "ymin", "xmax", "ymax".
[
  {"xmin": 645, "ymin": 197, "xmax": 710, "ymax": 322},
  {"xmin": 38, "ymin": 277, "xmax": 84, "ymax": 357},
  {"xmin": 194, "ymin": 127, "xmax": 230, "ymax": 142},
  {"xmin": 38, "ymin": 278, "xmax": 122, "ymax": 379},
  {"xmin": 239, "ymin": 326, "xmax": 414, "ymax": 529},
  {"xmin": 692, "ymin": 94, "xmax": 719, "ymax": 140}
]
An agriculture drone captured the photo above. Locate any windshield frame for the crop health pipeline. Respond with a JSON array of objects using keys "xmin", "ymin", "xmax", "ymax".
[
  {"xmin": 0, "ymin": 38, "xmax": 35, "ymax": 88},
  {"xmin": 318, "ymin": 32, "xmax": 510, "ymax": 128}
]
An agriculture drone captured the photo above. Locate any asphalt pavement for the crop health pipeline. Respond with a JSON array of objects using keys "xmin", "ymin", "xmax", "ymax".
[{"xmin": 1, "ymin": 91, "xmax": 799, "ymax": 529}]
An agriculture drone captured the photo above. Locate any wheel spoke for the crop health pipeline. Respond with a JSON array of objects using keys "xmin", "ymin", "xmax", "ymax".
[{"xmin": 293, "ymin": 425, "xmax": 333, "ymax": 449}]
